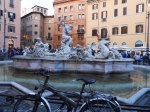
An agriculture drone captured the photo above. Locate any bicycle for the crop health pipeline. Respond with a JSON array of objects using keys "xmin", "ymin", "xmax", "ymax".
[{"xmin": 13, "ymin": 70, "xmax": 121, "ymax": 112}]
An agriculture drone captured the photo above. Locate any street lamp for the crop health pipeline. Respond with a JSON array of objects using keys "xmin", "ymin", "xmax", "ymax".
[{"xmin": 146, "ymin": 12, "xmax": 150, "ymax": 55}]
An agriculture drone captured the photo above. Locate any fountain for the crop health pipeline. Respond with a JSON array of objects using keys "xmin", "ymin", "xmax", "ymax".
[{"xmin": 12, "ymin": 18, "xmax": 134, "ymax": 74}]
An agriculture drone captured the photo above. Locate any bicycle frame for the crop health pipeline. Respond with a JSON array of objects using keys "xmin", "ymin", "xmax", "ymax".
[{"xmin": 37, "ymin": 73, "xmax": 89, "ymax": 112}]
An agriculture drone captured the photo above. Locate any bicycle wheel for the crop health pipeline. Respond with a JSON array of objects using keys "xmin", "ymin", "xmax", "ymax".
[
  {"xmin": 80, "ymin": 98, "xmax": 121, "ymax": 112},
  {"xmin": 13, "ymin": 94, "xmax": 51, "ymax": 112}
]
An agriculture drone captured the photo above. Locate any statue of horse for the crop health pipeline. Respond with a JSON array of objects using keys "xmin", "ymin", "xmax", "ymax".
[{"xmin": 95, "ymin": 38, "xmax": 110, "ymax": 59}]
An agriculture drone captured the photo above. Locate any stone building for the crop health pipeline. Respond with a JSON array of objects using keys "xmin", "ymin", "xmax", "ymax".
[
  {"xmin": 0, "ymin": 0, "xmax": 21, "ymax": 50},
  {"xmin": 86, "ymin": 0, "xmax": 150, "ymax": 53},
  {"xmin": 53, "ymin": 0, "xmax": 86, "ymax": 49},
  {"xmin": 21, "ymin": 5, "xmax": 54, "ymax": 49}
]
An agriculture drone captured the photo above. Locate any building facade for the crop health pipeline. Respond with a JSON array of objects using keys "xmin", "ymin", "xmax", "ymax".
[
  {"xmin": 53, "ymin": 0, "xmax": 86, "ymax": 49},
  {"xmin": 21, "ymin": 6, "xmax": 54, "ymax": 49},
  {"xmin": 86, "ymin": 0, "xmax": 150, "ymax": 52},
  {"xmin": 0, "ymin": 0, "xmax": 21, "ymax": 50}
]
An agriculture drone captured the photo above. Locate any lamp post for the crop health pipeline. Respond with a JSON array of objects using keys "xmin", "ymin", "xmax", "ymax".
[
  {"xmin": 3, "ymin": 0, "xmax": 6, "ymax": 52},
  {"xmin": 146, "ymin": 12, "xmax": 150, "ymax": 55}
]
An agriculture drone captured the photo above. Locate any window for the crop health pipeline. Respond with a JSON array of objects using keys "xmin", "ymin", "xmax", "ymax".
[
  {"xmin": 70, "ymin": 6, "xmax": 73, "ymax": 11},
  {"xmin": 64, "ymin": 16, "xmax": 67, "ymax": 20},
  {"xmin": 82, "ymin": 4, "xmax": 85, "ymax": 9},
  {"xmin": 136, "ymin": 24, "xmax": 143, "ymax": 33},
  {"xmin": 136, "ymin": 4, "xmax": 144, "ymax": 13},
  {"xmin": 0, "ymin": 24, "xmax": 1, "ymax": 31},
  {"xmin": 35, "ymin": 16, "xmax": 38, "ymax": 19},
  {"xmin": 78, "ymin": 4, "xmax": 81, "ymax": 9},
  {"xmin": 148, "ymin": 0, "xmax": 150, "ymax": 4},
  {"xmin": 58, "ymin": 8, "xmax": 61, "ymax": 13},
  {"xmin": 103, "ymin": 2, "xmax": 106, "ymax": 7},
  {"xmin": 47, "ymin": 33, "xmax": 52, "ymax": 40},
  {"xmin": 122, "ymin": 0, "xmax": 127, "ymax": 4},
  {"xmin": 34, "ymin": 31, "xmax": 38, "ymax": 35},
  {"xmin": 78, "ymin": 14, "xmax": 81, "ymax": 19},
  {"xmin": 35, "ymin": 24, "xmax": 38, "ymax": 27},
  {"xmin": 93, "ymin": 4, "xmax": 98, "ymax": 10},
  {"xmin": 101, "ymin": 11, "xmax": 107, "ymax": 19},
  {"xmin": 114, "ymin": 0, "xmax": 118, "ymax": 5},
  {"xmin": 123, "ymin": 7, "xmax": 127, "ymax": 15},
  {"xmin": 92, "ymin": 29, "xmax": 97, "ymax": 36},
  {"xmin": 58, "ymin": 17, "xmax": 61, "ymax": 21},
  {"xmin": 10, "ymin": 0, "xmax": 14, "ymax": 8},
  {"xmin": 70, "ymin": 15, "xmax": 73, "ymax": 20},
  {"xmin": 37, "ymin": 8, "xmax": 39, "ymax": 11},
  {"xmin": 101, "ymin": 28, "xmax": 107, "ymax": 38},
  {"xmin": 44, "ymin": 10, "xmax": 46, "ymax": 14},
  {"xmin": 114, "ymin": 9, "xmax": 118, "ymax": 17},
  {"xmin": 41, "ymin": 9, "xmax": 43, "ymax": 13},
  {"xmin": 135, "ymin": 40, "xmax": 143, "ymax": 47},
  {"xmin": 82, "ymin": 14, "xmax": 85, "ymax": 19},
  {"xmin": 8, "ymin": 12, "xmax": 15, "ymax": 21},
  {"xmin": 48, "ymin": 27, "xmax": 51, "ymax": 30},
  {"xmin": 64, "ymin": 7, "xmax": 67, "ymax": 12},
  {"xmin": 8, "ymin": 26, "xmax": 15, "ymax": 33},
  {"xmin": 58, "ymin": 36, "xmax": 61, "ymax": 40},
  {"xmin": 121, "ymin": 26, "xmax": 128, "ymax": 34},
  {"xmin": 92, "ymin": 13, "xmax": 98, "ymax": 20},
  {"xmin": 112, "ymin": 27, "xmax": 119, "ymax": 35},
  {"xmin": 78, "ymin": 25, "xmax": 84, "ymax": 32},
  {"xmin": 0, "ymin": 10, "xmax": 3, "ymax": 19},
  {"xmin": 122, "ymin": 42, "xmax": 127, "ymax": 47},
  {"xmin": 78, "ymin": 34, "xmax": 84, "ymax": 40},
  {"xmin": 48, "ymin": 20, "xmax": 51, "ymax": 23}
]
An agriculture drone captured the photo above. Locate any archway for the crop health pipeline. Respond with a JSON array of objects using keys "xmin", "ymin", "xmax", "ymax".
[{"xmin": 135, "ymin": 40, "xmax": 143, "ymax": 47}]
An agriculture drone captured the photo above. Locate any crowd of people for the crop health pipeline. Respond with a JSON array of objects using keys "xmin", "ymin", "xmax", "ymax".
[
  {"xmin": 120, "ymin": 51, "xmax": 150, "ymax": 65},
  {"xmin": 0, "ymin": 47, "xmax": 150, "ymax": 66}
]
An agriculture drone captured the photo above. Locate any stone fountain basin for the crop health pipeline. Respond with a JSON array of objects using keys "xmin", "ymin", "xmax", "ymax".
[{"xmin": 12, "ymin": 55, "xmax": 134, "ymax": 74}]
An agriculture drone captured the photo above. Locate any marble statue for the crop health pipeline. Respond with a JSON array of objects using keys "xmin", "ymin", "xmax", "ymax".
[
  {"xmin": 22, "ymin": 47, "xmax": 30, "ymax": 56},
  {"xmin": 56, "ymin": 18, "xmax": 73, "ymax": 56},
  {"xmin": 31, "ymin": 38, "xmax": 50, "ymax": 57},
  {"xmin": 95, "ymin": 38, "xmax": 110, "ymax": 59}
]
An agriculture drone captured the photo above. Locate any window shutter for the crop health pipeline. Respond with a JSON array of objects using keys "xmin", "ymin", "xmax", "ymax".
[
  {"xmin": 14, "ymin": 26, "xmax": 15, "ymax": 33},
  {"xmin": 136, "ymin": 5, "xmax": 138, "ymax": 13},
  {"xmin": 13, "ymin": 13, "xmax": 15, "ymax": 19},
  {"xmin": 92, "ymin": 5, "xmax": 94, "ymax": 9},
  {"xmin": 136, "ymin": 25, "xmax": 138, "ymax": 33},
  {"xmin": 141, "ymin": 25, "xmax": 143, "ymax": 32},
  {"xmin": 142, "ymin": 4, "xmax": 144, "ymax": 12},
  {"xmin": 92, "ymin": 13, "xmax": 94, "ymax": 20},
  {"xmin": 106, "ymin": 11, "xmax": 107, "ymax": 18}
]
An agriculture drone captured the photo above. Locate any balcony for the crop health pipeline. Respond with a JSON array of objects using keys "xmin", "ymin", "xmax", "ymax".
[
  {"xmin": 0, "ymin": 0, "xmax": 1, "ymax": 4},
  {"xmin": 77, "ymin": 29, "xmax": 84, "ymax": 34}
]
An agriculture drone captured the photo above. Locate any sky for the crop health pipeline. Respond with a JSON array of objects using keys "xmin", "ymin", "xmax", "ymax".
[{"xmin": 21, "ymin": 0, "xmax": 54, "ymax": 16}]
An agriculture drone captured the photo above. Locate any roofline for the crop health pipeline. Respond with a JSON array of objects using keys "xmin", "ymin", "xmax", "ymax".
[{"xmin": 31, "ymin": 5, "xmax": 48, "ymax": 9}]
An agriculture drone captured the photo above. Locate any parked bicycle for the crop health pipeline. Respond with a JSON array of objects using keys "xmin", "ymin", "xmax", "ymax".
[{"xmin": 13, "ymin": 70, "xmax": 121, "ymax": 112}]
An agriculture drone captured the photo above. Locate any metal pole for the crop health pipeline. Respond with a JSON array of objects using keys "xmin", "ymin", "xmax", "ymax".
[
  {"xmin": 4, "ymin": 0, "xmax": 6, "ymax": 50},
  {"xmin": 147, "ymin": 13, "xmax": 150, "ymax": 55}
]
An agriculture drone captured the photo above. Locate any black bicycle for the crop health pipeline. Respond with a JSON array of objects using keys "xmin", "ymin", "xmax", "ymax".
[{"xmin": 13, "ymin": 70, "xmax": 121, "ymax": 112}]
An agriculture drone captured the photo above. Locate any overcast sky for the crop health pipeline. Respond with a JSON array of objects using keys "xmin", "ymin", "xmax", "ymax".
[{"xmin": 21, "ymin": 0, "xmax": 54, "ymax": 16}]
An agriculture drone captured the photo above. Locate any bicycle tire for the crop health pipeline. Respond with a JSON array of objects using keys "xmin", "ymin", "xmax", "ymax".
[
  {"xmin": 79, "ymin": 98, "xmax": 121, "ymax": 112},
  {"xmin": 13, "ymin": 94, "xmax": 51, "ymax": 112}
]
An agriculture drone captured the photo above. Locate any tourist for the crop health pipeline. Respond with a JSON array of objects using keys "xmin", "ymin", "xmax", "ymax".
[
  {"xmin": 134, "ymin": 53, "xmax": 141, "ymax": 65},
  {"xmin": 142, "ymin": 54, "xmax": 149, "ymax": 65}
]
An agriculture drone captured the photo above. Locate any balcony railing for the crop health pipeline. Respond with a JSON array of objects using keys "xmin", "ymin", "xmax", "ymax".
[
  {"xmin": 0, "ymin": 0, "xmax": 1, "ymax": 4},
  {"xmin": 77, "ymin": 29, "xmax": 84, "ymax": 34}
]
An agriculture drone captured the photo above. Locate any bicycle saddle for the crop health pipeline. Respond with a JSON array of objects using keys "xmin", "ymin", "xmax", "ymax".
[{"xmin": 77, "ymin": 78, "xmax": 96, "ymax": 84}]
